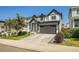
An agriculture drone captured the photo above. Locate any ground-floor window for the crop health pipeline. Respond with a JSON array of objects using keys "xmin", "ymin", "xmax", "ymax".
[{"xmin": 74, "ymin": 19, "xmax": 79, "ymax": 27}]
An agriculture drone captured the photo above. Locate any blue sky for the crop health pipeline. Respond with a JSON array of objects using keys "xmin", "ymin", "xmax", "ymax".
[{"xmin": 0, "ymin": 6, "xmax": 70, "ymax": 25}]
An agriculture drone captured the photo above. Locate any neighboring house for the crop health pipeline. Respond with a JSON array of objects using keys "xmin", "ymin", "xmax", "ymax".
[
  {"xmin": 28, "ymin": 9, "xmax": 62, "ymax": 34},
  {"xmin": 0, "ymin": 19, "xmax": 29, "ymax": 33},
  {"xmin": 61, "ymin": 23, "xmax": 69, "ymax": 29},
  {"xmin": 61, "ymin": 23, "xmax": 65, "ymax": 28},
  {"xmin": 0, "ymin": 21, "xmax": 5, "ymax": 32},
  {"xmin": 69, "ymin": 6, "xmax": 79, "ymax": 28},
  {"xmin": 66, "ymin": 23, "xmax": 69, "ymax": 28},
  {"xmin": 22, "ymin": 19, "xmax": 30, "ymax": 32}
]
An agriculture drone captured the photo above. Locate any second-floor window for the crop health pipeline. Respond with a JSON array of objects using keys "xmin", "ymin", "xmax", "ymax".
[
  {"xmin": 41, "ymin": 18, "xmax": 43, "ymax": 21},
  {"xmin": 40, "ymin": 17, "xmax": 45, "ymax": 21},
  {"xmin": 77, "ymin": 9, "xmax": 79, "ymax": 14},
  {"xmin": 51, "ymin": 15, "xmax": 56, "ymax": 20}
]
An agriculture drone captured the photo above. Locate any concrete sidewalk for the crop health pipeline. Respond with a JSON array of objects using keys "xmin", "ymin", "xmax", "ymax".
[{"xmin": 0, "ymin": 39, "xmax": 79, "ymax": 52}]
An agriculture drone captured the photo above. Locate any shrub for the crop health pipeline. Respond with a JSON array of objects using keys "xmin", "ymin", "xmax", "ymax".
[
  {"xmin": 11, "ymin": 32, "xmax": 17, "ymax": 36},
  {"xmin": 54, "ymin": 32, "xmax": 64, "ymax": 43},
  {"xmin": 72, "ymin": 29, "xmax": 79, "ymax": 38},
  {"xmin": 63, "ymin": 28, "xmax": 79, "ymax": 40},
  {"xmin": 64, "ymin": 28, "xmax": 73, "ymax": 38},
  {"xmin": 61, "ymin": 27, "xmax": 67, "ymax": 33},
  {"xmin": 2, "ymin": 34, "xmax": 6, "ymax": 37},
  {"xmin": 18, "ymin": 31, "xmax": 27, "ymax": 36},
  {"xmin": 0, "ymin": 32, "xmax": 2, "ymax": 36}
]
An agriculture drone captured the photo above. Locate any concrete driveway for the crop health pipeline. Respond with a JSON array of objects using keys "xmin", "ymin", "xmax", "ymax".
[{"xmin": 23, "ymin": 34, "xmax": 55, "ymax": 44}]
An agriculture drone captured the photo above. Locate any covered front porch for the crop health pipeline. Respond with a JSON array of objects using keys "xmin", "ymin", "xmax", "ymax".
[
  {"xmin": 29, "ymin": 21, "xmax": 60, "ymax": 34},
  {"xmin": 29, "ymin": 23, "xmax": 40, "ymax": 33}
]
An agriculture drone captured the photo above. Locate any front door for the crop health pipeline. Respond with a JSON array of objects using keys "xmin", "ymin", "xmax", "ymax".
[{"xmin": 32, "ymin": 23, "xmax": 37, "ymax": 32}]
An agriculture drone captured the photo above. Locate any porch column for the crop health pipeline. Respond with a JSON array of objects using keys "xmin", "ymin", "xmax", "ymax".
[
  {"xmin": 31, "ymin": 23, "xmax": 32, "ymax": 32},
  {"xmin": 28, "ymin": 24, "xmax": 30, "ymax": 32},
  {"xmin": 38, "ymin": 25, "xmax": 40, "ymax": 32},
  {"xmin": 36, "ymin": 24, "xmax": 37, "ymax": 32}
]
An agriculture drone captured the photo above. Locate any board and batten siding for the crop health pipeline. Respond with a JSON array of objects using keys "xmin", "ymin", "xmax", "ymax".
[{"xmin": 48, "ymin": 12, "xmax": 61, "ymax": 21}]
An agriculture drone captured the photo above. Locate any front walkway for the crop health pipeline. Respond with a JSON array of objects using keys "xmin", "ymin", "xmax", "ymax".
[{"xmin": 0, "ymin": 34, "xmax": 79, "ymax": 52}]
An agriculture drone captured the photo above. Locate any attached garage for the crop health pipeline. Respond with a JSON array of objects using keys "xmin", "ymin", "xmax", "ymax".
[{"xmin": 40, "ymin": 25, "xmax": 56, "ymax": 34}]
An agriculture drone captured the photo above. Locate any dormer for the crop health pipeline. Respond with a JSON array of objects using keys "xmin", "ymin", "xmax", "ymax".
[
  {"xmin": 39, "ymin": 13, "xmax": 46, "ymax": 21},
  {"xmin": 32, "ymin": 15, "xmax": 37, "ymax": 19}
]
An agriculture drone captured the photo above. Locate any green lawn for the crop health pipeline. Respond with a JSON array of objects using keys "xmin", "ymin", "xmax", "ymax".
[
  {"xmin": 64, "ymin": 38, "xmax": 79, "ymax": 47},
  {"xmin": 0, "ymin": 33, "xmax": 32, "ymax": 40}
]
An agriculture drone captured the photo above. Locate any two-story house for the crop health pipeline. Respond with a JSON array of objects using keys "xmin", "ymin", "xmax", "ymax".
[
  {"xmin": 28, "ymin": 9, "xmax": 62, "ymax": 34},
  {"xmin": 69, "ymin": 6, "xmax": 79, "ymax": 28}
]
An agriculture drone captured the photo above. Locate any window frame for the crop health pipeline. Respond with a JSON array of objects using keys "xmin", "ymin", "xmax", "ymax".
[
  {"xmin": 51, "ymin": 15, "xmax": 56, "ymax": 20},
  {"xmin": 77, "ymin": 9, "xmax": 79, "ymax": 14},
  {"xmin": 1, "ymin": 26, "xmax": 4, "ymax": 29}
]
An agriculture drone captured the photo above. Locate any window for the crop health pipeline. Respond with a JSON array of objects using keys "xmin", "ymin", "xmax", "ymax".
[
  {"xmin": 77, "ymin": 9, "xmax": 79, "ymax": 14},
  {"xmin": 41, "ymin": 18, "xmax": 43, "ymax": 21},
  {"xmin": 1, "ymin": 26, "xmax": 4, "ymax": 29},
  {"xmin": 40, "ymin": 17, "xmax": 45, "ymax": 21},
  {"xmin": 51, "ymin": 15, "xmax": 56, "ymax": 20},
  {"xmin": 74, "ymin": 19, "xmax": 79, "ymax": 27}
]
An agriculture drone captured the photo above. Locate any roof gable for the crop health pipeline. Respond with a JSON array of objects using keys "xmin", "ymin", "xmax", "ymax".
[
  {"xmin": 47, "ymin": 9, "xmax": 62, "ymax": 19},
  {"xmin": 47, "ymin": 9, "xmax": 62, "ymax": 16},
  {"xmin": 29, "ymin": 18, "xmax": 39, "ymax": 23},
  {"xmin": 29, "ymin": 9, "xmax": 62, "ymax": 22}
]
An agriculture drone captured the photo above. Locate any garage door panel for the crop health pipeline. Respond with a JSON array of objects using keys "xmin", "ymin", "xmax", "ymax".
[{"xmin": 40, "ymin": 25, "xmax": 56, "ymax": 34}]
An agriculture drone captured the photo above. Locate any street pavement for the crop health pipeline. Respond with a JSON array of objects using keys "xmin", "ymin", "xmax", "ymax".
[{"xmin": 0, "ymin": 43, "xmax": 37, "ymax": 52}]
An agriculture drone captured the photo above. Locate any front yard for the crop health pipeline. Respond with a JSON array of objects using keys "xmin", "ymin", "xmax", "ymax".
[
  {"xmin": 0, "ymin": 32, "xmax": 32, "ymax": 40},
  {"xmin": 61, "ymin": 28, "xmax": 79, "ymax": 47},
  {"xmin": 64, "ymin": 38, "xmax": 79, "ymax": 47}
]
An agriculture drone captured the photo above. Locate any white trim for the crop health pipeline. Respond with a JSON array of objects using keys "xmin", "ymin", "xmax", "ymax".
[
  {"xmin": 38, "ymin": 25, "xmax": 40, "ymax": 32},
  {"xmin": 73, "ymin": 19, "xmax": 75, "ymax": 28},
  {"xmin": 56, "ymin": 25, "xmax": 58, "ymax": 33},
  {"xmin": 35, "ymin": 23, "xmax": 37, "ymax": 32}
]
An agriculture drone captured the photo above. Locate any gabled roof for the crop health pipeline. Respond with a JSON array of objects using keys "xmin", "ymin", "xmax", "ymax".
[
  {"xmin": 29, "ymin": 9, "xmax": 62, "ymax": 22},
  {"xmin": 47, "ymin": 9, "xmax": 62, "ymax": 17},
  {"xmin": 39, "ymin": 13, "xmax": 46, "ymax": 18},
  {"xmin": 29, "ymin": 18, "xmax": 40, "ymax": 23},
  {"xmin": 32, "ymin": 15, "xmax": 37, "ymax": 18}
]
